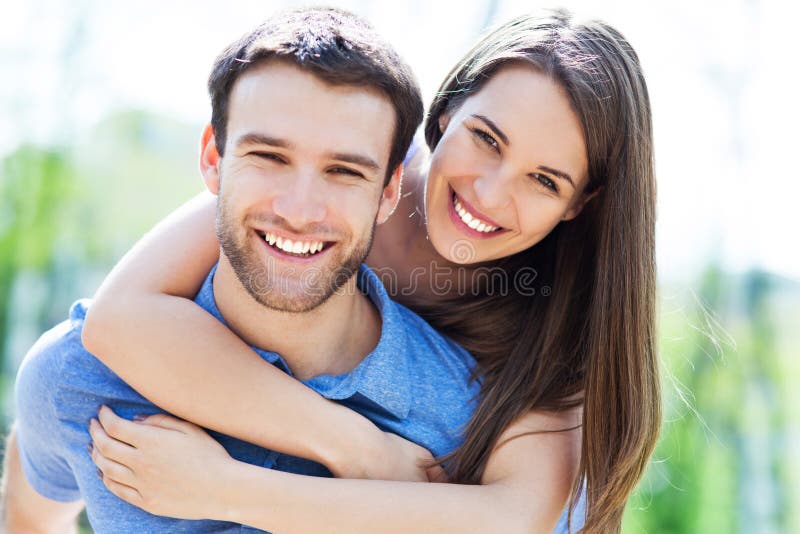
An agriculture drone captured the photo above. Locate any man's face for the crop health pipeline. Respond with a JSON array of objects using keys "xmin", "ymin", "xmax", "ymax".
[{"xmin": 202, "ymin": 60, "xmax": 399, "ymax": 312}]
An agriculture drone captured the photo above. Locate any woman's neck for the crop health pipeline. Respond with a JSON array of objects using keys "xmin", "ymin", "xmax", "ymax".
[{"xmin": 367, "ymin": 150, "xmax": 472, "ymax": 303}]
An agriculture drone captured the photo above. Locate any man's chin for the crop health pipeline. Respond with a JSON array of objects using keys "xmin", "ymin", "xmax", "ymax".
[
  {"xmin": 242, "ymin": 275, "xmax": 335, "ymax": 313},
  {"xmin": 251, "ymin": 292, "xmax": 333, "ymax": 314}
]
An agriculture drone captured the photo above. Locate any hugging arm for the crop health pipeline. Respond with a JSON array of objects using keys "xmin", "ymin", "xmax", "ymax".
[
  {"xmin": 227, "ymin": 410, "xmax": 582, "ymax": 533},
  {"xmin": 81, "ymin": 193, "xmax": 432, "ymax": 481},
  {"xmin": 91, "ymin": 407, "xmax": 582, "ymax": 533}
]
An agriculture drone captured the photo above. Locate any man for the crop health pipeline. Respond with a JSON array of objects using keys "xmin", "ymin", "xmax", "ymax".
[{"xmin": 2, "ymin": 8, "xmax": 480, "ymax": 533}]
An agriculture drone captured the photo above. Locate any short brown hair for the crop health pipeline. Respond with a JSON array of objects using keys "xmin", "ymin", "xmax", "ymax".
[{"xmin": 208, "ymin": 7, "xmax": 423, "ymax": 183}]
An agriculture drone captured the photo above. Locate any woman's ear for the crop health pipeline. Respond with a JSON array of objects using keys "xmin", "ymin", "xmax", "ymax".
[
  {"xmin": 562, "ymin": 187, "xmax": 602, "ymax": 221},
  {"xmin": 376, "ymin": 164, "xmax": 403, "ymax": 225},
  {"xmin": 199, "ymin": 124, "xmax": 221, "ymax": 195}
]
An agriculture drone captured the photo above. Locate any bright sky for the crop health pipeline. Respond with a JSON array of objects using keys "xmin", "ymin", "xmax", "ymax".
[{"xmin": 2, "ymin": 0, "xmax": 798, "ymax": 282}]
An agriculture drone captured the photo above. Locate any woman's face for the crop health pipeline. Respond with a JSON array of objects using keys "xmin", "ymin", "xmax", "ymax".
[{"xmin": 425, "ymin": 64, "xmax": 593, "ymax": 264}]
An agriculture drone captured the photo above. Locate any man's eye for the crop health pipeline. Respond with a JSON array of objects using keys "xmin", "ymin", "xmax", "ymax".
[
  {"xmin": 329, "ymin": 167, "xmax": 363, "ymax": 177},
  {"xmin": 251, "ymin": 152, "xmax": 285, "ymax": 163},
  {"xmin": 471, "ymin": 128, "xmax": 500, "ymax": 152}
]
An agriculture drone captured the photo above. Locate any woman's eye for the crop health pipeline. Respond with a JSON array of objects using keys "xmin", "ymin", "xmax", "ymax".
[
  {"xmin": 471, "ymin": 128, "xmax": 500, "ymax": 152},
  {"xmin": 533, "ymin": 173, "xmax": 558, "ymax": 193}
]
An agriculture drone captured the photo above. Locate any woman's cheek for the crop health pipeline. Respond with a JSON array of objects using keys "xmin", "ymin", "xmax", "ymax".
[{"xmin": 519, "ymin": 201, "xmax": 565, "ymax": 240}]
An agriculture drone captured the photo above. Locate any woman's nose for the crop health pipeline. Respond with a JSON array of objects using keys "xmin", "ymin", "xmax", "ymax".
[{"xmin": 472, "ymin": 170, "xmax": 513, "ymax": 211}]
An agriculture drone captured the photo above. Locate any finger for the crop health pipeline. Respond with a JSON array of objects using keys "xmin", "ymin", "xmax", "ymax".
[
  {"xmin": 91, "ymin": 445, "xmax": 136, "ymax": 487},
  {"xmin": 99, "ymin": 471, "xmax": 144, "ymax": 508},
  {"xmin": 136, "ymin": 413, "xmax": 200, "ymax": 434},
  {"xmin": 97, "ymin": 405, "xmax": 148, "ymax": 447},
  {"xmin": 90, "ymin": 418, "xmax": 138, "ymax": 463},
  {"xmin": 426, "ymin": 465, "xmax": 449, "ymax": 483}
]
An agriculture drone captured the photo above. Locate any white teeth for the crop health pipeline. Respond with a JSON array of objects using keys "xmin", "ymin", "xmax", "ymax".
[
  {"xmin": 262, "ymin": 232, "xmax": 327, "ymax": 255},
  {"xmin": 452, "ymin": 195, "xmax": 500, "ymax": 233}
]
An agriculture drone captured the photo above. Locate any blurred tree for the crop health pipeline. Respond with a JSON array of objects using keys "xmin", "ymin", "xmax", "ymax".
[
  {"xmin": 624, "ymin": 266, "xmax": 797, "ymax": 533},
  {"xmin": 0, "ymin": 145, "xmax": 79, "ymax": 392}
]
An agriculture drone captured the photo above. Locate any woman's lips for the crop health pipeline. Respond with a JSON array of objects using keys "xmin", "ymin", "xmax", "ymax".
[
  {"xmin": 451, "ymin": 189, "xmax": 504, "ymax": 229},
  {"xmin": 447, "ymin": 187, "xmax": 509, "ymax": 240}
]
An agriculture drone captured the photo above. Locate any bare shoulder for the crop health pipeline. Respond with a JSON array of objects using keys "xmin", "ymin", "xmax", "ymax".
[
  {"xmin": 481, "ymin": 399, "xmax": 584, "ymax": 524},
  {"xmin": 504, "ymin": 398, "xmax": 583, "ymax": 436},
  {"xmin": 476, "ymin": 400, "xmax": 584, "ymax": 530}
]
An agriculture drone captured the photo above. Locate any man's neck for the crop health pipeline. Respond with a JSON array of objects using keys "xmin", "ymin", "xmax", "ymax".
[{"xmin": 212, "ymin": 255, "xmax": 382, "ymax": 381}]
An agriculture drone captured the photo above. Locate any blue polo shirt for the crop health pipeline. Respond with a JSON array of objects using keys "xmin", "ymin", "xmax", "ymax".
[{"xmin": 14, "ymin": 264, "xmax": 482, "ymax": 533}]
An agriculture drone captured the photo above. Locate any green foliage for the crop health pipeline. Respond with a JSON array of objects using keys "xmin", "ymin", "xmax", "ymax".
[
  {"xmin": 623, "ymin": 268, "xmax": 799, "ymax": 533},
  {"xmin": 0, "ymin": 145, "xmax": 80, "ymax": 405}
]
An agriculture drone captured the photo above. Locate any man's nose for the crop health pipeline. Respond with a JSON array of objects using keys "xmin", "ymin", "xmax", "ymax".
[
  {"xmin": 272, "ymin": 172, "xmax": 327, "ymax": 228},
  {"xmin": 472, "ymin": 167, "xmax": 513, "ymax": 211}
]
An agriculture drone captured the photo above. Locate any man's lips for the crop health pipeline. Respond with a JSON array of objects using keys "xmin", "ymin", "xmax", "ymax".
[{"xmin": 254, "ymin": 229, "xmax": 335, "ymax": 260}]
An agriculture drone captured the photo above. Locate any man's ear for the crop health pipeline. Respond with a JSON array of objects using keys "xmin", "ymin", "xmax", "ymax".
[
  {"xmin": 200, "ymin": 124, "xmax": 221, "ymax": 195},
  {"xmin": 562, "ymin": 187, "xmax": 602, "ymax": 221},
  {"xmin": 438, "ymin": 112, "xmax": 451, "ymax": 134},
  {"xmin": 376, "ymin": 164, "xmax": 403, "ymax": 225}
]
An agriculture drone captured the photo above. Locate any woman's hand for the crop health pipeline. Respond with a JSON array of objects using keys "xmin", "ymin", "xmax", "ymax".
[
  {"xmin": 88, "ymin": 406, "xmax": 233, "ymax": 520},
  {"xmin": 335, "ymin": 430, "xmax": 447, "ymax": 483}
]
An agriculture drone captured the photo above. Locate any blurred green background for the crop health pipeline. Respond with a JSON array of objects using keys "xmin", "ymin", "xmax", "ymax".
[{"xmin": 2, "ymin": 0, "xmax": 798, "ymax": 532}]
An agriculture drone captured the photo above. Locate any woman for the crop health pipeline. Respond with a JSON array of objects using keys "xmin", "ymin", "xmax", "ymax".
[{"xmin": 83, "ymin": 10, "xmax": 659, "ymax": 533}]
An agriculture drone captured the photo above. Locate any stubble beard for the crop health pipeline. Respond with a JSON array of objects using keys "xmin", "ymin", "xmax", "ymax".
[{"xmin": 216, "ymin": 192, "xmax": 374, "ymax": 314}]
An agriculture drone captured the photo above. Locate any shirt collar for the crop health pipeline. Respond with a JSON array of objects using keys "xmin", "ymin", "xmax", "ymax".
[{"xmin": 195, "ymin": 264, "xmax": 412, "ymax": 421}]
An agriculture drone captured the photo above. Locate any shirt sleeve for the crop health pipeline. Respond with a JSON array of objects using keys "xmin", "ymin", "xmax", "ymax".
[{"xmin": 13, "ymin": 320, "xmax": 82, "ymax": 502}]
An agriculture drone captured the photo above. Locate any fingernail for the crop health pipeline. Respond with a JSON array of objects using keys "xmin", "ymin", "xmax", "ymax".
[{"xmin": 133, "ymin": 414, "xmax": 147, "ymax": 422}]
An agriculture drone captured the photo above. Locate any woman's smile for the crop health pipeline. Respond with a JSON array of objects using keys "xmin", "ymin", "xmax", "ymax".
[{"xmin": 447, "ymin": 186, "xmax": 508, "ymax": 239}]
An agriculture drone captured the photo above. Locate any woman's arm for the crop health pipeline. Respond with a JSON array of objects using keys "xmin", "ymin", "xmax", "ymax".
[
  {"xmin": 90, "ymin": 406, "xmax": 582, "ymax": 533},
  {"xmin": 227, "ymin": 410, "xmax": 582, "ymax": 533},
  {"xmin": 81, "ymin": 193, "xmax": 435, "ymax": 481}
]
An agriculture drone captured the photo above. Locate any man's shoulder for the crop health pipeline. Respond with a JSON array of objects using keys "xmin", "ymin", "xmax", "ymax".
[
  {"xmin": 360, "ymin": 264, "xmax": 477, "ymax": 369},
  {"xmin": 15, "ymin": 298, "xmax": 135, "ymax": 420},
  {"xmin": 392, "ymin": 301, "xmax": 476, "ymax": 368},
  {"xmin": 15, "ymin": 299, "xmax": 91, "ymax": 396}
]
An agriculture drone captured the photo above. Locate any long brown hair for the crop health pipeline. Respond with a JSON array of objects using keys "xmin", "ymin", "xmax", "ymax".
[{"xmin": 417, "ymin": 10, "xmax": 660, "ymax": 532}]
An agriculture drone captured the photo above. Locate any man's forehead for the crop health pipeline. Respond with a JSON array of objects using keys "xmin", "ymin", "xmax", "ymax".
[
  {"xmin": 226, "ymin": 62, "xmax": 396, "ymax": 167},
  {"xmin": 230, "ymin": 59, "xmax": 392, "ymax": 115}
]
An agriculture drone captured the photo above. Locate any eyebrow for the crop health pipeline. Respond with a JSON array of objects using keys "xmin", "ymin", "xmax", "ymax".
[
  {"xmin": 326, "ymin": 152, "xmax": 380, "ymax": 172},
  {"xmin": 471, "ymin": 114, "xmax": 509, "ymax": 146},
  {"xmin": 537, "ymin": 165, "xmax": 576, "ymax": 189},
  {"xmin": 235, "ymin": 132, "xmax": 380, "ymax": 172},
  {"xmin": 235, "ymin": 132, "xmax": 294, "ymax": 150}
]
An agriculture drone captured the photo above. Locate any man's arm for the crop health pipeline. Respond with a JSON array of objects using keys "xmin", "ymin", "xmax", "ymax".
[{"xmin": 2, "ymin": 426, "xmax": 84, "ymax": 534}]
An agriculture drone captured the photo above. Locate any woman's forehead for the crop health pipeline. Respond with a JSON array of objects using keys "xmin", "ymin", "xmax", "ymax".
[{"xmin": 458, "ymin": 66, "xmax": 589, "ymax": 185}]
